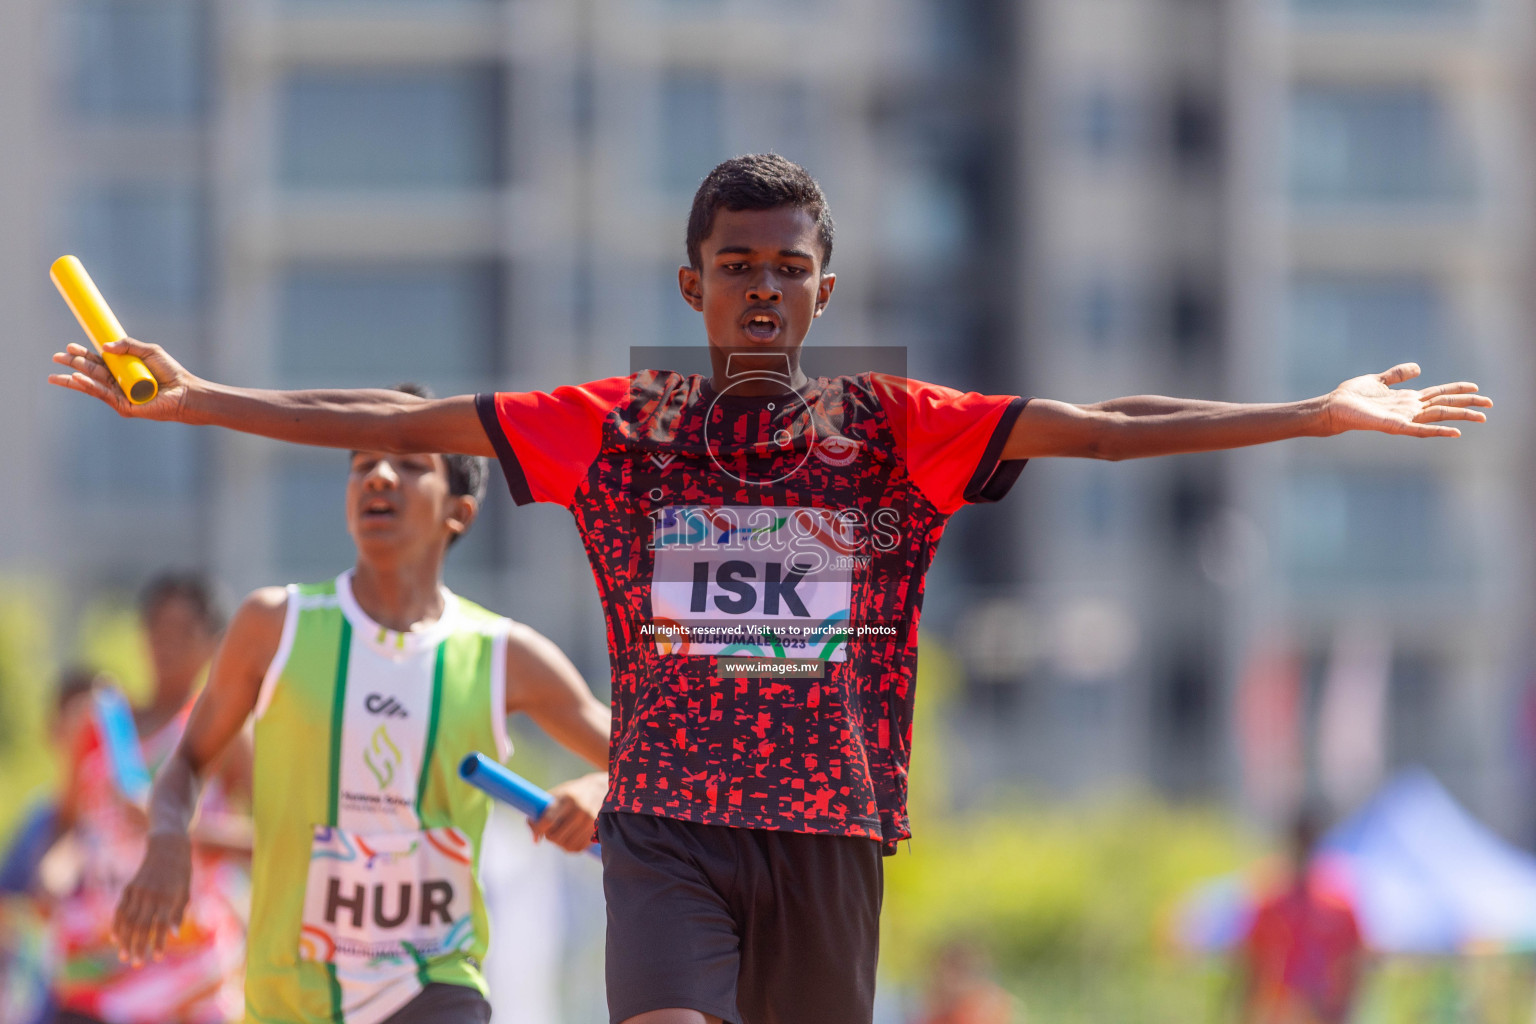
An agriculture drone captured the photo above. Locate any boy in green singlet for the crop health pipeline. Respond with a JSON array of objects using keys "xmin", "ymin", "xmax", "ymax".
[{"xmin": 110, "ymin": 386, "xmax": 611, "ymax": 1024}]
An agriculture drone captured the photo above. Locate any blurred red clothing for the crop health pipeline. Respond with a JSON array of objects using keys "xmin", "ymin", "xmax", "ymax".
[
  {"xmin": 917, "ymin": 987, "xmax": 1013, "ymax": 1024},
  {"xmin": 51, "ymin": 701, "xmax": 245, "ymax": 1024},
  {"xmin": 1241, "ymin": 873, "xmax": 1364, "ymax": 1024}
]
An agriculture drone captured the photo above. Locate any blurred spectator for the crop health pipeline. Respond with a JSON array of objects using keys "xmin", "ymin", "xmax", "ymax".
[
  {"xmin": 0, "ymin": 670, "xmax": 100, "ymax": 1024},
  {"xmin": 1238, "ymin": 808, "xmax": 1365, "ymax": 1024},
  {"xmin": 914, "ymin": 942, "xmax": 1015, "ymax": 1024},
  {"xmin": 49, "ymin": 574, "xmax": 249, "ymax": 1024},
  {"xmin": 0, "ymin": 669, "xmax": 98, "ymax": 898}
]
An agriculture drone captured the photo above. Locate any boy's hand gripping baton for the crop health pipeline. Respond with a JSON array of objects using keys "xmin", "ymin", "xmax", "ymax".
[
  {"xmin": 50, "ymin": 255, "xmax": 159, "ymax": 404},
  {"xmin": 459, "ymin": 753, "xmax": 600, "ymax": 859}
]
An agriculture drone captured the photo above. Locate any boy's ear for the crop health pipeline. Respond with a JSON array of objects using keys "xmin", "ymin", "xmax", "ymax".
[
  {"xmin": 446, "ymin": 494, "xmax": 478, "ymax": 540},
  {"xmin": 812, "ymin": 272, "xmax": 837, "ymax": 319},
  {"xmin": 678, "ymin": 265, "xmax": 705, "ymax": 312}
]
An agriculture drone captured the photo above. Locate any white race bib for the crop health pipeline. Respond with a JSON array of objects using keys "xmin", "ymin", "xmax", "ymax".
[
  {"xmin": 300, "ymin": 825, "xmax": 476, "ymax": 972},
  {"xmin": 649, "ymin": 506, "xmax": 854, "ymax": 661}
]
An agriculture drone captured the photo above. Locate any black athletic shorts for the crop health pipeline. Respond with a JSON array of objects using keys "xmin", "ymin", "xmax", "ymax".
[
  {"xmin": 383, "ymin": 983, "xmax": 492, "ymax": 1024},
  {"xmin": 55, "ymin": 982, "xmax": 487, "ymax": 1024},
  {"xmin": 600, "ymin": 811, "xmax": 883, "ymax": 1024}
]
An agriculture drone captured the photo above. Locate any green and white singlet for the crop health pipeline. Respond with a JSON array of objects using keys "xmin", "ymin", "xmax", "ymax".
[{"xmin": 245, "ymin": 571, "xmax": 513, "ymax": 1024}]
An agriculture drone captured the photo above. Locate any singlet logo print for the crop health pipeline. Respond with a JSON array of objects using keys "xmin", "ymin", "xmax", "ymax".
[
  {"xmin": 364, "ymin": 693, "xmax": 408, "ymax": 719},
  {"xmin": 364, "ymin": 724, "xmax": 401, "ymax": 790},
  {"xmin": 648, "ymin": 453, "xmax": 677, "ymax": 470}
]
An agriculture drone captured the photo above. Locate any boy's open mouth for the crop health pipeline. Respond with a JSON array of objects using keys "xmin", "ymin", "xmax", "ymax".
[
  {"xmin": 362, "ymin": 497, "xmax": 398, "ymax": 521},
  {"xmin": 741, "ymin": 310, "xmax": 783, "ymax": 342}
]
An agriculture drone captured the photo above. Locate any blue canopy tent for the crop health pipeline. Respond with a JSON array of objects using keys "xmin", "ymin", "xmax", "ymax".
[{"xmin": 1177, "ymin": 769, "xmax": 1536, "ymax": 954}]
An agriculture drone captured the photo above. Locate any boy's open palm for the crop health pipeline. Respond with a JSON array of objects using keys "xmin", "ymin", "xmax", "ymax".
[
  {"xmin": 50, "ymin": 338, "xmax": 195, "ymax": 422},
  {"xmin": 1326, "ymin": 363, "xmax": 1490, "ymax": 438}
]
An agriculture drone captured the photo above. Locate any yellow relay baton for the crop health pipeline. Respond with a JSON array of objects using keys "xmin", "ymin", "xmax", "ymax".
[{"xmin": 49, "ymin": 255, "xmax": 159, "ymax": 405}]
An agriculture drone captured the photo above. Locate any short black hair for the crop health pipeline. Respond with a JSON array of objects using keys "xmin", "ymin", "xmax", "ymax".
[
  {"xmin": 1288, "ymin": 801, "xmax": 1331, "ymax": 864},
  {"xmin": 53, "ymin": 665, "xmax": 101, "ymax": 715},
  {"xmin": 139, "ymin": 572, "xmax": 226, "ymax": 634},
  {"xmin": 686, "ymin": 154, "xmax": 834, "ymax": 270}
]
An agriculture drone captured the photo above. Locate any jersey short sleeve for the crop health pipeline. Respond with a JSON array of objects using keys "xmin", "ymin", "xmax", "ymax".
[
  {"xmin": 870, "ymin": 374, "xmax": 1030, "ymax": 515},
  {"xmin": 475, "ymin": 376, "xmax": 634, "ymax": 507}
]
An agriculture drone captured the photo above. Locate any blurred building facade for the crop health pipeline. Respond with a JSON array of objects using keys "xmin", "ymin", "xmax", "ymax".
[
  {"xmin": 946, "ymin": 0, "xmax": 1536, "ymax": 836},
  {"xmin": 1, "ymin": 0, "xmax": 1533, "ymax": 836}
]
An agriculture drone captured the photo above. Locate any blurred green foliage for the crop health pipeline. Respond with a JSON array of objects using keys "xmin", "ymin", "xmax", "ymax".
[
  {"xmin": 882, "ymin": 795, "xmax": 1251, "ymax": 1022},
  {"xmin": 883, "ymin": 803, "xmax": 1242, "ymax": 971},
  {"xmin": 0, "ymin": 589, "xmax": 151, "ymax": 843},
  {"xmin": 884, "ymin": 638, "xmax": 1536, "ymax": 1023},
  {"xmin": 0, "ymin": 588, "xmax": 58, "ymax": 841},
  {"xmin": 887, "ymin": 638, "xmax": 1253, "ymax": 990},
  {"xmin": 0, "ymin": 592, "xmax": 52, "ymax": 756},
  {"xmin": 73, "ymin": 601, "xmax": 152, "ymax": 702}
]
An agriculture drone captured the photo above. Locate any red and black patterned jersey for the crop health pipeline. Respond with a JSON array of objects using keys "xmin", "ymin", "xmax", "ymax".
[{"xmin": 475, "ymin": 370, "xmax": 1028, "ymax": 850}]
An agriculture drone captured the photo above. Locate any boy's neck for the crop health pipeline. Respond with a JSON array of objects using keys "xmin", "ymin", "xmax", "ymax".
[
  {"xmin": 142, "ymin": 677, "xmax": 197, "ymax": 726},
  {"xmin": 708, "ymin": 346, "xmax": 809, "ymax": 396},
  {"xmin": 349, "ymin": 556, "xmax": 447, "ymax": 633}
]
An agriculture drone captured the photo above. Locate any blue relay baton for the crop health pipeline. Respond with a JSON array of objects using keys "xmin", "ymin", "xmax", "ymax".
[
  {"xmin": 92, "ymin": 687, "xmax": 151, "ymax": 804},
  {"xmin": 459, "ymin": 753, "xmax": 600, "ymax": 859}
]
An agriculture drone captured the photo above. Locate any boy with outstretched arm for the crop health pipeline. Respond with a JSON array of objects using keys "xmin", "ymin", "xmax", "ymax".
[{"xmin": 55, "ymin": 156, "xmax": 1488, "ymax": 1024}]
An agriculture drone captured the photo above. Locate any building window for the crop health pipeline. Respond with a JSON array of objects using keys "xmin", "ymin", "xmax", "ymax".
[
  {"xmin": 881, "ymin": 169, "xmax": 970, "ymax": 260},
  {"xmin": 1279, "ymin": 470, "xmax": 1451, "ymax": 585},
  {"xmin": 71, "ymin": 0, "xmax": 206, "ymax": 121},
  {"xmin": 1388, "ymin": 651, "xmax": 1447, "ymax": 773},
  {"xmin": 285, "ymin": 0, "xmax": 502, "ymax": 4},
  {"xmin": 1081, "ymin": 464, "xmax": 1122, "ymax": 540},
  {"xmin": 70, "ymin": 186, "xmax": 205, "ymax": 316},
  {"xmin": 659, "ymin": 71, "xmax": 724, "ymax": 193},
  {"xmin": 916, "ymin": 0, "xmax": 999, "ymax": 63},
  {"xmin": 280, "ymin": 67, "xmax": 505, "ymax": 189},
  {"xmin": 1292, "ymin": 0, "xmax": 1471, "ymax": 13},
  {"xmin": 1285, "ymin": 274, "xmax": 1446, "ymax": 397},
  {"xmin": 1067, "ymin": 87, "xmax": 1137, "ymax": 160},
  {"xmin": 1170, "ymin": 89, "xmax": 1220, "ymax": 170},
  {"xmin": 1289, "ymin": 85, "xmax": 1472, "ymax": 203},
  {"xmin": 1168, "ymin": 278, "xmax": 1219, "ymax": 359},
  {"xmin": 274, "ymin": 454, "xmax": 353, "ymax": 575},
  {"xmin": 737, "ymin": 82, "xmax": 815, "ymax": 171},
  {"xmin": 1167, "ymin": 470, "xmax": 1217, "ymax": 552},
  {"xmin": 278, "ymin": 261, "xmax": 502, "ymax": 386},
  {"xmin": 1068, "ymin": 274, "xmax": 1134, "ymax": 349}
]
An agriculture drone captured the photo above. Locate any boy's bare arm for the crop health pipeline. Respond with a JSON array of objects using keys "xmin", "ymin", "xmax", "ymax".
[
  {"xmin": 503, "ymin": 622, "xmax": 612, "ymax": 852},
  {"xmin": 113, "ymin": 587, "xmax": 286, "ymax": 966},
  {"xmin": 50, "ymin": 337, "xmax": 493, "ymax": 457},
  {"xmin": 504, "ymin": 621, "xmax": 611, "ymax": 769},
  {"xmin": 1004, "ymin": 363, "xmax": 1490, "ymax": 462}
]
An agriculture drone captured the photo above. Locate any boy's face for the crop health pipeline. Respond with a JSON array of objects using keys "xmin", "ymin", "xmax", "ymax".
[
  {"xmin": 346, "ymin": 451, "xmax": 475, "ymax": 565},
  {"xmin": 679, "ymin": 206, "xmax": 836, "ymax": 368},
  {"xmin": 143, "ymin": 596, "xmax": 218, "ymax": 694}
]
